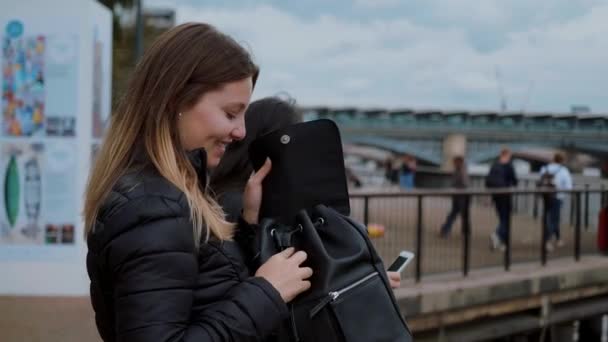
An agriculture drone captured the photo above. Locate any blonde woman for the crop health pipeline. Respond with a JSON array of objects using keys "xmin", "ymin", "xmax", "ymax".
[{"xmin": 84, "ymin": 23, "xmax": 312, "ymax": 342}]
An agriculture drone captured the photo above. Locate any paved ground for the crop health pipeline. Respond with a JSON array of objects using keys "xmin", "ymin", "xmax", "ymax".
[{"xmin": 0, "ymin": 296, "xmax": 100, "ymax": 342}]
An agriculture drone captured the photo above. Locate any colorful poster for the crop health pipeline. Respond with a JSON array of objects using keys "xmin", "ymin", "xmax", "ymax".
[
  {"xmin": 0, "ymin": 142, "xmax": 76, "ymax": 246},
  {"xmin": 2, "ymin": 25, "xmax": 46, "ymax": 136},
  {"xmin": 0, "ymin": 20, "xmax": 79, "ymax": 248},
  {"xmin": 2, "ymin": 20, "xmax": 78, "ymax": 138}
]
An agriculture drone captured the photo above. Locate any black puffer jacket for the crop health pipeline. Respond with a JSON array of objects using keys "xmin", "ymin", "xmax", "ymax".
[{"xmin": 86, "ymin": 150, "xmax": 288, "ymax": 342}]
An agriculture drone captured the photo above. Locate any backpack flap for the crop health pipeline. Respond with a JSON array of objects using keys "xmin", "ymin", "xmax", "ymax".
[{"xmin": 249, "ymin": 119, "xmax": 351, "ymax": 225}]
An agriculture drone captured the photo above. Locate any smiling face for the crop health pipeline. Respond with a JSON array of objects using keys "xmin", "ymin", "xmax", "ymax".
[{"xmin": 177, "ymin": 77, "xmax": 253, "ymax": 168}]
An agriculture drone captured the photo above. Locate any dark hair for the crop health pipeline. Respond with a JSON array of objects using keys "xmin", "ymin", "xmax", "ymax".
[
  {"xmin": 554, "ymin": 152, "xmax": 564, "ymax": 164},
  {"xmin": 210, "ymin": 96, "xmax": 301, "ymax": 196},
  {"xmin": 453, "ymin": 155, "xmax": 465, "ymax": 169}
]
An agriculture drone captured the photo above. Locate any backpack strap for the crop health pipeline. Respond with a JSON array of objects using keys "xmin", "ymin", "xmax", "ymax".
[{"xmin": 540, "ymin": 165, "xmax": 562, "ymax": 181}]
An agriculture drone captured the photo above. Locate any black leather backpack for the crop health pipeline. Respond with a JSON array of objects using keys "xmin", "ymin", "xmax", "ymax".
[{"xmin": 249, "ymin": 120, "xmax": 412, "ymax": 342}]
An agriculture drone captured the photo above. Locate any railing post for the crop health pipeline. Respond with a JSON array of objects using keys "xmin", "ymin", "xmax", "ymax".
[
  {"xmin": 415, "ymin": 195, "xmax": 423, "ymax": 283},
  {"xmin": 541, "ymin": 194, "xmax": 548, "ymax": 266},
  {"xmin": 575, "ymin": 191, "xmax": 581, "ymax": 261},
  {"xmin": 533, "ymin": 193, "xmax": 539, "ymax": 220},
  {"xmin": 505, "ymin": 193, "xmax": 512, "ymax": 272},
  {"xmin": 363, "ymin": 196, "xmax": 369, "ymax": 226},
  {"xmin": 584, "ymin": 184, "xmax": 590, "ymax": 230},
  {"xmin": 461, "ymin": 195, "xmax": 471, "ymax": 277},
  {"xmin": 570, "ymin": 192, "xmax": 576, "ymax": 227}
]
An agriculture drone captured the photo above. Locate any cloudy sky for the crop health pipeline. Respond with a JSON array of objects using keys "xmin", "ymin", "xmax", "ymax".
[{"xmin": 144, "ymin": 0, "xmax": 607, "ymax": 114}]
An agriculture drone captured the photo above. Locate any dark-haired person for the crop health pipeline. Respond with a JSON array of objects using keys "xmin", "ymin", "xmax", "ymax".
[
  {"xmin": 85, "ymin": 23, "xmax": 312, "ymax": 342},
  {"xmin": 539, "ymin": 152, "xmax": 572, "ymax": 251},
  {"xmin": 210, "ymin": 96, "xmax": 402, "ymax": 289},
  {"xmin": 439, "ymin": 156, "xmax": 470, "ymax": 238},
  {"xmin": 486, "ymin": 148, "xmax": 518, "ymax": 251},
  {"xmin": 210, "ymin": 96, "xmax": 301, "ymax": 223}
]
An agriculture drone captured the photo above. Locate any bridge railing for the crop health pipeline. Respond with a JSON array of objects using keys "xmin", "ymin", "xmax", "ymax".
[
  {"xmin": 349, "ymin": 187, "xmax": 608, "ymax": 282},
  {"xmin": 318, "ymin": 113, "xmax": 608, "ymax": 134},
  {"xmin": 467, "ymin": 175, "xmax": 607, "ymax": 226}
]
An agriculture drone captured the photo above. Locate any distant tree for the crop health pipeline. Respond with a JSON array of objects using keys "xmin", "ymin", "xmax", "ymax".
[
  {"xmin": 97, "ymin": 0, "xmax": 173, "ymax": 110},
  {"xmin": 98, "ymin": 0, "xmax": 135, "ymax": 41}
]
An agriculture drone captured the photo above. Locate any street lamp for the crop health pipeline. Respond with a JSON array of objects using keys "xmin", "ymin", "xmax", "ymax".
[{"xmin": 134, "ymin": 0, "xmax": 143, "ymax": 62}]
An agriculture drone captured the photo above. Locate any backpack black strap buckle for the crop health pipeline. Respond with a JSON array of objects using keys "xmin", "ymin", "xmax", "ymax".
[
  {"xmin": 270, "ymin": 224, "xmax": 302, "ymax": 251},
  {"xmin": 269, "ymin": 217, "xmax": 326, "ymax": 251}
]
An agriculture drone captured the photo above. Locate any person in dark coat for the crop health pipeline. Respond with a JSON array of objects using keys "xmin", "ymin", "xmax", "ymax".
[
  {"xmin": 440, "ymin": 156, "xmax": 470, "ymax": 237},
  {"xmin": 84, "ymin": 23, "xmax": 312, "ymax": 342},
  {"xmin": 485, "ymin": 148, "xmax": 518, "ymax": 251},
  {"xmin": 383, "ymin": 156, "xmax": 399, "ymax": 185}
]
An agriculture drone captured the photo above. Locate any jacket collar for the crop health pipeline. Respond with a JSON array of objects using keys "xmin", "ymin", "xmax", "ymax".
[
  {"xmin": 131, "ymin": 146, "xmax": 209, "ymax": 187},
  {"xmin": 186, "ymin": 148, "xmax": 208, "ymax": 187}
]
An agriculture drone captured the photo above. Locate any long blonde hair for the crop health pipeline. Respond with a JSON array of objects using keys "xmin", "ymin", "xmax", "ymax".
[{"xmin": 84, "ymin": 23, "xmax": 259, "ymax": 244}]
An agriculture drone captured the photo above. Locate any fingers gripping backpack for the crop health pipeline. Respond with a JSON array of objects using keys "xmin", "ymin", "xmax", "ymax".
[{"xmin": 250, "ymin": 120, "xmax": 412, "ymax": 342}]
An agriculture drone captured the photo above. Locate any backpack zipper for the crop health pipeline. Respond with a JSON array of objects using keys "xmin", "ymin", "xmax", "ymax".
[
  {"xmin": 289, "ymin": 303, "xmax": 300, "ymax": 342},
  {"xmin": 309, "ymin": 272, "xmax": 379, "ymax": 318}
]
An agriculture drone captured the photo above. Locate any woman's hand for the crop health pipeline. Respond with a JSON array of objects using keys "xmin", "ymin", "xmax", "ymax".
[
  {"xmin": 242, "ymin": 158, "xmax": 272, "ymax": 224},
  {"xmin": 387, "ymin": 271, "xmax": 401, "ymax": 289},
  {"xmin": 255, "ymin": 247, "xmax": 313, "ymax": 303}
]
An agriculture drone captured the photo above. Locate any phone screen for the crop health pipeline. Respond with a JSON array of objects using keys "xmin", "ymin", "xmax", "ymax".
[{"xmin": 387, "ymin": 255, "xmax": 410, "ymax": 272}]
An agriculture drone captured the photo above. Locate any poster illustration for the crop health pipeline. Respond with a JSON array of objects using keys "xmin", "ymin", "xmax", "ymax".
[
  {"xmin": 0, "ymin": 142, "xmax": 76, "ymax": 246},
  {"xmin": 2, "ymin": 24, "xmax": 46, "ymax": 136},
  {"xmin": 2, "ymin": 20, "xmax": 79, "ymax": 138},
  {"xmin": 0, "ymin": 143, "xmax": 44, "ymax": 243}
]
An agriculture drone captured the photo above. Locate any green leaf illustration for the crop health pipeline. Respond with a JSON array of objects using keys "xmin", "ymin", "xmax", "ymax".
[{"xmin": 5, "ymin": 155, "xmax": 20, "ymax": 227}]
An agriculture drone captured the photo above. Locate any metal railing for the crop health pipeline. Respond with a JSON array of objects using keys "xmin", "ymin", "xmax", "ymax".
[{"xmin": 349, "ymin": 187, "xmax": 607, "ymax": 282}]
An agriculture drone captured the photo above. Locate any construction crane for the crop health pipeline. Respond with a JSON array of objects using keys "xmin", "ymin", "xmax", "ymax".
[
  {"xmin": 494, "ymin": 66, "xmax": 507, "ymax": 113},
  {"xmin": 520, "ymin": 80, "xmax": 535, "ymax": 114}
]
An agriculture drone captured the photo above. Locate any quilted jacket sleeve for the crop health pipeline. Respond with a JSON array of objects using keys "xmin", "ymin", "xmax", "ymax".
[
  {"xmin": 102, "ymin": 201, "xmax": 287, "ymax": 341},
  {"xmin": 232, "ymin": 216, "xmax": 262, "ymax": 273}
]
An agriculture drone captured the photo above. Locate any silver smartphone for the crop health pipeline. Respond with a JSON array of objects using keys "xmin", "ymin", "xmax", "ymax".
[{"xmin": 387, "ymin": 250, "xmax": 415, "ymax": 273}]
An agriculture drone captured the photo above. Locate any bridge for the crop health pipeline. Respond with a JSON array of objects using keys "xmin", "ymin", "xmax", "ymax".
[{"xmin": 303, "ymin": 107, "xmax": 608, "ymax": 171}]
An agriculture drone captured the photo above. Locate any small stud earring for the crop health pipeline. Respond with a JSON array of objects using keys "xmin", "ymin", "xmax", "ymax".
[{"xmin": 178, "ymin": 112, "xmax": 182, "ymax": 118}]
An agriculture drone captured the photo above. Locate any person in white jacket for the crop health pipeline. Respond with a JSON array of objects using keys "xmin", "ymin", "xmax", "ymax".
[{"xmin": 540, "ymin": 153, "xmax": 573, "ymax": 251}]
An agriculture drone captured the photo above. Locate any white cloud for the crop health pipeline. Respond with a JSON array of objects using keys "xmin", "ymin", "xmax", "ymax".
[
  {"xmin": 143, "ymin": 1, "xmax": 608, "ymax": 113},
  {"xmin": 354, "ymin": 0, "xmax": 401, "ymax": 9},
  {"xmin": 268, "ymin": 71, "xmax": 296, "ymax": 83},
  {"xmin": 340, "ymin": 78, "xmax": 372, "ymax": 91}
]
